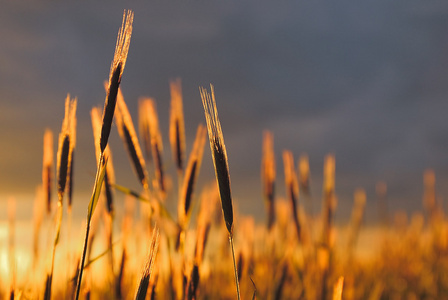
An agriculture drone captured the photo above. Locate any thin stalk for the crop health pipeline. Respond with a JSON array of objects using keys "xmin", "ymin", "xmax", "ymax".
[
  {"xmin": 229, "ymin": 235, "xmax": 241, "ymax": 300},
  {"xmin": 75, "ymin": 215, "xmax": 92, "ymax": 300},
  {"xmin": 67, "ymin": 208, "xmax": 72, "ymax": 297},
  {"xmin": 75, "ymin": 154, "xmax": 107, "ymax": 300}
]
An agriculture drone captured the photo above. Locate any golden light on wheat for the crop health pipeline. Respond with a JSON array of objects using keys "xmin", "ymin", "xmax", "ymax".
[{"xmin": 2, "ymin": 8, "xmax": 448, "ymax": 300}]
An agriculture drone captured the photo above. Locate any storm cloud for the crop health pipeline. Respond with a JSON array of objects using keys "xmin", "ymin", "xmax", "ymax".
[{"xmin": 1, "ymin": 1, "xmax": 448, "ymax": 223}]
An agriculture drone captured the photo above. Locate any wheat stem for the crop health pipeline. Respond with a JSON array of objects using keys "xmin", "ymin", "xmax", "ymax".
[
  {"xmin": 75, "ymin": 211, "xmax": 92, "ymax": 300},
  {"xmin": 75, "ymin": 154, "xmax": 107, "ymax": 300},
  {"xmin": 229, "ymin": 235, "xmax": 241, "ymax": 300}
]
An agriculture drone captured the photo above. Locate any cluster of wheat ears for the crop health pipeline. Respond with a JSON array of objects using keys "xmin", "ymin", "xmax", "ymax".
[{"xmin": 3, "ymin": 9, "xmax": 448, "ymax": 300}]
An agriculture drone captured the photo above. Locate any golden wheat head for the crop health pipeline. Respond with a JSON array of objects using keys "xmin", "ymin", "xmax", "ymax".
[
  {"xmin": 178, "ymin": 124, "xmax": 207, "ymax": 228},
  {"xmin": 200, "ymin": 85, "xmax": 234, "ymax": 236},
  {"xmin": 139, "ymin": 98, "xmax": 166, "ymax": 193},
  {"xmin": 262, "ymin": 130, "xmax": 276, "ymax": 229},
  {"xmin": 170, "ymin": 78, "xmax": 186, "ymax": 171},
  {"xmin": 100, "ymin": 9, "xmax": 133, "ymax": 153},
  {"xmin": 57, "ymin": 95, "xmax": 77, "ymax": 201},
  {"xmin": 115, "ymin": 88, "xmax": 149, "ymax": 189},
  {"xmin": 42, "ymin": 129, "xmax": 54, "ymax": 214}
]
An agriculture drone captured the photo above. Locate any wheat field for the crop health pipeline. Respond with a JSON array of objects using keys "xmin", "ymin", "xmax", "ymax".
[{"xmin": 1, "ymin": 8, "xmax": 448, "ymax": 300}]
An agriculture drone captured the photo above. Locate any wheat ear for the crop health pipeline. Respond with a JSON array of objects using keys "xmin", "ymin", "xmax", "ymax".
[{"xmin": 200, "ymin": 85, "xmax": 240, "ymax": 300}]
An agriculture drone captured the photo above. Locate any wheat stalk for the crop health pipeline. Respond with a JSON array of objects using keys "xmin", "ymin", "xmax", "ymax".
[
  {"xmin": 200, "ymin": 84, "xmax": 240, "ymax": 300},
  {"xmin": 376, "ymin": 181, "xmax": 388, "ymax": 226},
  {"xmin": 170, "ymin": 78, "xmax": 186, "ymax": 172},
  {"xmin": 347, "ymin": 188, "xmax": 366, "ymax": 258},
  {"xmin": 42, "ymin": 129, "xmax": 53, "ymax": 215},
  {"xmin": 75, "ymin": 10, "xmax": 133, "ymax": 300},
  {"xmin": 321, "ymin": 154, "xmax": 336, "ymax": 248},
  {"xmin": 283, "ymin": 150, "xmax": 302, "ymax": 242},
  {"xmin": 178, "ymin": 124, "xmax": 207, "ymax": 229},
  {"xmin": 139, "ymin": 98, "xmax": 166, "ymax": 194},
  {"xmin": 67, "ymin": 103, "xmax": 77, "ymax": 210},
  {"xmin": 298, "ymin": 154, "xmax": 310, "ymax": 196},
  {"xmin": 135, "ymin": 226, "xmax": 160, "ymax": 300},
  {"xmin": 424, "ymin": 169, "xmax": 436, "ymax": 222},
  {"xmin": 100, "ymin": 9, "xmax": 133, "ymax": 153},
  {"xmin": 200, "ymin": 85, "xmax": 234, "ymax": 235},
  {"xmin": 116, "ymin": 89, "xmax": 150, "ymax": 189},
  {"xmin": 45, "ymin": 95, "xmax": 77, "ymax": 300},
  {"xmin": 32, "ymin": 186, "xmax": 44, "ymax": 269},
  {"xmin": 91, "ymin": 107, "xmax": 116, "ymax": 215},
  {"xmin": 262, "ymin": 130, "xmax": 276, "ymax": 230},
  {"xmin": 320, "ymin": 154, "xmax": 336, "ymax": 300}
]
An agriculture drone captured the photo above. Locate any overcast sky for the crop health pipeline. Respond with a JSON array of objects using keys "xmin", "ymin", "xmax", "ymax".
[{"xmin": 1, "ymin": 2, "xmax": 448, "ymax": 224}]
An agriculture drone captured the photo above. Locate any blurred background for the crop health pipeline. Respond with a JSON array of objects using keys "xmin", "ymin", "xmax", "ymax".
[{"xmin": 1, "ymin": 1, "xmax": 448, "ymax": 225}]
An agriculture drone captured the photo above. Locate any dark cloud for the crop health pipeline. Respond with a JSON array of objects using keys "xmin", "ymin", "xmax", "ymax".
[{"xmin": 1, "ymin": 2, "xmax": 448, "ymax": 222}]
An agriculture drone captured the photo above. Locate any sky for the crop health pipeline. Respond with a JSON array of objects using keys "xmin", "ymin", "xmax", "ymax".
[{"xmin": 1, "ymin": 2, "xmax": 448, "ymax": 224}]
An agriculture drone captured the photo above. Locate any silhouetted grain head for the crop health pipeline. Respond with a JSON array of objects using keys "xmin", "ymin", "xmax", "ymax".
[
  {"xmin": 43, "ymin": 273, "xmax": 52, "ymax": 300},
  {"xmin": 70, "ymin": 257, "xmax": 80, "ymax": 300},
  {"xmin": 170, "ymin": 78, "xmax": 186, "ymax": 171},
  {"xmin": 85, "ymin": 289, "xmax": 91, "ymax": 300},
  {"xmin": 139, "ymin": 100, "xmax": 152, "ymax": 160},
  {"xmin": 353, "ymin": 189, "xmax": 366, "ymax": 223},
  {"xmin": 52, "ymin": 95, "xmax": 76, "ymax": 299},
  {"xmin": 323, "ymin": 154, "xmax": 335, "ymax": 198},
  {"xmin": 57, "ymin": 131, "xmax": 70, "ymax": 199},
  {"xmin": 57, "ymin": 95, "xmax": 77, "ymax": 201},
  {"xmin": 91, "ymin": 107, "xmax": 115, "ymax": 215},
  {"xmin": 178, "ymin": 124, "xmax": 207, "ymax": 228},
  {"xmin": 321, "ymin": 154, "xmax": 336, "ymax": 248},
  {"xmin": 67, "ymin": 99, "xmax": 77, "ymax": 209},
  {"xmin": 116, "ymin": 248, "xmax": 126, "ymax": 299},
  {"xmin": 149, "ymin": 267, "xmax": 159, "ymax": 300},
  {"xmin": 262, "ymin": 130, "xmax": 276, "ymax": 229},
  {"xmin": 33, "ymin": 186, "xmax": 44, "ymax": 264},
  {"xmin": 135, "ymin": 226, "xmax": 160, "ymax": 300},
  {"xmin": 200, "ymin": 85, "xmax": 234, "ymax": 236},
  {"xmin": 347, "ymin": 189, "xmax": 366, "ymax": 252},
  {"xmin": 274, "ymin": 263, "xmax": 288, "ymax": 300},
  {"xmin": 195, "ymin": 222, "xmax": 211, "ymax": 266},
  {"xmin": 67, "ymin": 151, "xmax": 75, "ymax": 208},
  {"xmin": 424, "ymin": 169, "xmax": 436, "ymax": 218},
  {"xmin": 100, "ymin": 9, "xmax": 133, "ymax": 153},
  {"xmin": 104, "ymin": 173, "xmax": 114, "ymax": 215},
  {"xmin": 101, "ymin": 62, "xmax": 121, "ymax": 153},
  {"xmin": 42, "ymin": 129, "xmax": 53, "ymax": 214},
  {"xmin": 143, "ymin": 98, "xmax": 166, "ymax": 193},
  {"xmin": 376, "ymin": 181, "xmax": 388, "ymax": 225},
  {"xmin": 237, "ymin": 251, "xmax": 244, "ymax": 281},
  {"xmin": 116, "ymin": 89, "xmax": 149, "ymax": 189},
  {"xmin": 187, "ymin": 264, "xmax": 200, "ymax": 300},
  {"xmin": 195, "ymin": 184, "xmax": 218, "ymax": 264},
  {"xmin": 298, "ymin": 153, "xmax": 310, "ymax": 195},
  {"xmin": 283, "ymin": 150, "xmax": 301, "ymax": 241}
]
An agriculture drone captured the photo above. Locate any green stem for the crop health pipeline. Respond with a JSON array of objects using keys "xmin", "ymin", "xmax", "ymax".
[
  {"xmin": 229, "ymin": 235, "xmax": 241, "ymax": 300},
  {"xmin": 75, "ymin": 154, "xmax": 106, "ymax": 300},
  {"xmin": 74, "ymin": 217, "xmax": 91, "ymax": 300}
]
